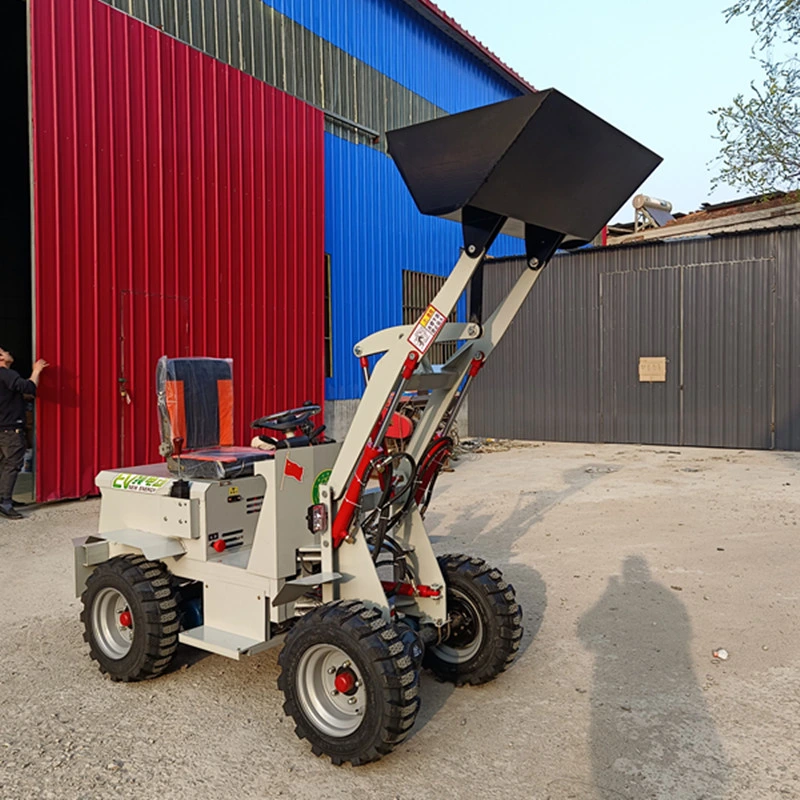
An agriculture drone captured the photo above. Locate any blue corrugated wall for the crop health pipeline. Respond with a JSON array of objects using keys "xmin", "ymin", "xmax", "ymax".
[
  {"xmin": 324, "ymin": 135, "xmax": 522, "ymax": 399},
  {"xmin": 263, "ymin": 0, "xmax": 527, "ymax": 399},
  {"xmin": 262, "ymin": 0, "xmax": 520, "ymax": 112}
]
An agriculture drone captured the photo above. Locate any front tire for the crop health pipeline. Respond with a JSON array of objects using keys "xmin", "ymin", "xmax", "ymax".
[
  {"xmin": 80, "ymin": 554, "xmax": 180, "ymax": 682},
  {"xmin": 278, "ymin": 600, "xmax": 420, "ymax": 765},
  {"xmin": 424, "ymin": 554, "xmax": 523, "ymax": 686}
]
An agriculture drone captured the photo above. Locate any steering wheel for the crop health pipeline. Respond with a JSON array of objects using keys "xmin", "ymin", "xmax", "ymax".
[{"xmin": 251, "ymin": 403, "xmax": 321, "ymax": 432}]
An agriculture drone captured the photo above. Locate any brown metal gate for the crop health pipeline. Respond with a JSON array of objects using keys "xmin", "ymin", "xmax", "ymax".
[{"xmin": 471, "ymin": 229, "xmax": 787, "ymax": 450}]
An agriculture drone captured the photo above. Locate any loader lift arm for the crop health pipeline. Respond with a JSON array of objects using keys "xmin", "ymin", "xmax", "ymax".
[{"xmin": 318, "ymin": 89, "xmax": 662, "ymax": 618}]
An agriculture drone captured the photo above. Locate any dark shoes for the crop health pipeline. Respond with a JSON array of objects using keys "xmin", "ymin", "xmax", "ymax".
[{"xmin": 0, "ymin": 505, "xmax": 23, "ymax": 520}]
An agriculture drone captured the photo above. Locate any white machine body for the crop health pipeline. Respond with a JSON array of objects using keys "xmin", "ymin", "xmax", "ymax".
[{"xmin": 77, "ymin": 442, "xmax": 341, "ymax": 659}]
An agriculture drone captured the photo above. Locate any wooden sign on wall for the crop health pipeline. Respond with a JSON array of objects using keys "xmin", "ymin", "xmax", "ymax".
[{"xmin": 639, "ymin": 356, "xmax": 667, "ymax": 382}]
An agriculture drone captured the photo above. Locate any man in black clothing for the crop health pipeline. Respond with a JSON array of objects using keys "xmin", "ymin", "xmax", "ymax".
[{"xmin": 0, "ymin": 346, "xmax": 47, "ymax": 520}]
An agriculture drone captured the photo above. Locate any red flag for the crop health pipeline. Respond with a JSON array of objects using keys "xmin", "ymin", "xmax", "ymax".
[{"xmin": 284, "ymin": 458, "xmax": 304, "ymax": 483}]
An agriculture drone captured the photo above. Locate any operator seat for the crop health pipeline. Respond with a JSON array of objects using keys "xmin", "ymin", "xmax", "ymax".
[{"xmin": 156, "ymin": 356, "xmax": 274, "ymax": 480}]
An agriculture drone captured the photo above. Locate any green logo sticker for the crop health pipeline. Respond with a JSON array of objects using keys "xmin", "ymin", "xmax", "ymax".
[
  {"xmin": 112, "ymin": 473, "xmax": 169, "ymax": 493},
  {"xmin": 312, "ymin": 469, "xmax": 332, "ymax": 504}
]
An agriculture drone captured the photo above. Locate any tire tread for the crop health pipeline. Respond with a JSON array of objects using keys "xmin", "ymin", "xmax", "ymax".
[
  {"xmin": 424, "ymin": 553, "xmax": 524, "ymax": 686},
  {"xmin": 80, "ymin": 554, "xmax": 179, "ymax": 682},
  {"xmin": 277, "ymin": 601, "xmax": 420, "ymax": 766}
]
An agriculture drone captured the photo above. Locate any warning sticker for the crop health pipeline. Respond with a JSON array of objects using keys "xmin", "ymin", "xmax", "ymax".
[{"xmin": 407, "ymin": 304, "xmax": 447, "ymax": 355}]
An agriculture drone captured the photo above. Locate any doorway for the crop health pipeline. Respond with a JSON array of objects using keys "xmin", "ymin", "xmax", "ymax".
[{"xmin": 0, "ymin": 0, "xmax": 34, "ymax": 502}]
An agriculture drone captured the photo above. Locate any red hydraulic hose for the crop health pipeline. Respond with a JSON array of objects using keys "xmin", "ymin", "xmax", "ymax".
[
  {"xmin": 332, "ymin": 351, "xmax": 419, "ymax": 548},
  {"xmin": 414, "ymin": 436, "xmax": 452, "ymax": 508},
  {"xmin": 331, "ymin": 444, "xmax": 381, "ymax": 548}
]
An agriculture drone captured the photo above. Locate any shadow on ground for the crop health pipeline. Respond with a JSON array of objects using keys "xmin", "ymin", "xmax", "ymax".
[
  {"xmin": 577, "ymin": 555, "xmax": 730, "ymax": 799},
  {"xmin": 414, "ymin": 463, "xmax": 620, "ymax": 734},
  {"xmin": 431, "ymin": 463, "xmax": 620, "ymax": 656}
]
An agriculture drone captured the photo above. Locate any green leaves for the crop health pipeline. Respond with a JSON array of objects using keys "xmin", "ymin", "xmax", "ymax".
[
  {"xmin": 724, "ymin": 0, "xmax": 800, "ymax": 49},
  {"xmin": 710, "ymin": 1, "xmax": 800, "ymax": 193}
]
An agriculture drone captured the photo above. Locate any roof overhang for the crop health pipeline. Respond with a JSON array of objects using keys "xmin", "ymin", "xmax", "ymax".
[{"xmin": 402, "ymin": 0, "xmax": 536, "ymax": 95}]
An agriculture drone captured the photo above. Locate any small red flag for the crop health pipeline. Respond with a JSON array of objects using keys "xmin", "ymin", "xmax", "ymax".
[{"xmin": 284, "ymin": 458, "xmax": 304, "ymax": 483}]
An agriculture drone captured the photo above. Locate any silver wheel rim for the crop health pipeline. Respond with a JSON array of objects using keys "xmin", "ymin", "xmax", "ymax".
[
  {"xmin": 92, "ymin": 588, "xmax": 134, "ymax": 660},
  {"xmin": 296, "ymin": 644, "xmax": 366, "ymax": 737},
  {"xmin": 432, "ymin": 588, "xmax": 484, "ymax": 664}
]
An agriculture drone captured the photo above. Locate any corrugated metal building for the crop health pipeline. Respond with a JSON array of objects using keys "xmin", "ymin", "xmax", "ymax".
[
  {"xmin": 6, "ymin": 0, "xmax": 530, "ymax": 501},
  {"xmin": 94, "ymin": 0, "xmax": 531, "ymax": 406},
  {"xmin": 471, "ymin": 227, "xmax": 800, "ymax": 451},
  {"xmin": 28, "ymin": 0, "xmax": 326, "ymax": 502}
]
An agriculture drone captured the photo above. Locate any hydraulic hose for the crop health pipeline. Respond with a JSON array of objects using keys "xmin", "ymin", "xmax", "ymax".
[{"xmin": 414, "ymin": 436, "xmax": 453, "ymax": 516}]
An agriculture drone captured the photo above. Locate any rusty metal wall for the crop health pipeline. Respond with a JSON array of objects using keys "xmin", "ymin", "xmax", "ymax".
[{"xmin": 471, "ymin": 229, "xmax": 797, "ymax": 450}]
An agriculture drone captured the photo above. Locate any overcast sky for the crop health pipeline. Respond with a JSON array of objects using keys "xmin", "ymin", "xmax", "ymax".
[{"xmin": 434, "ymin": 0, "xmax": 762, "ymax": 221}]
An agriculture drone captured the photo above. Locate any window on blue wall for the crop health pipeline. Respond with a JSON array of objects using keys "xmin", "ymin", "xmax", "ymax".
[
  {"xmin": 324, "ymin": 254, "xmax": 333, "ymax": 378},
  {"xmin": 402, "ymin": 269, "xmax": 457, "ymax": 365}
]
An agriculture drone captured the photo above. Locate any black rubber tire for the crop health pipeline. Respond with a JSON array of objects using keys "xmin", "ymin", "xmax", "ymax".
[
  {"xmin": 80, "ymin": 554, "xmax": 180, "ymax": 682},
  {"xmin": 278, "ymin": 600, "xmax": 420, "ymax": 766},
  {"xmin": 424, "ymin": 553, "xmax": 523, "ymax": 686}
]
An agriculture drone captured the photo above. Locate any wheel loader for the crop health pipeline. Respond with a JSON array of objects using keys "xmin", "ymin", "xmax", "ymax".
[{"xmin": 73, "ymin": 88, "xmax": 660, "ymax": 765}]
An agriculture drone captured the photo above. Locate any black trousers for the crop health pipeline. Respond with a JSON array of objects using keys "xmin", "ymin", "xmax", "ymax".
[{"xmin": 0, "ymin": 430, "xmax": 26, "ymax": 503}]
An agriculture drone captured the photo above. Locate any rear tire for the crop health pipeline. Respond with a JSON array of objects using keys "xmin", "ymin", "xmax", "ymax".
[
  {"xmin": 424, "ymin": 554, "xmax": 523, "ymax": 686},
  {"xmin": 278, "ymin": 600, "xmax": 420, "ymax": 765},
  {"xmin": 80, "ymin": 554, "xmax": 180, "ymax": 682}
]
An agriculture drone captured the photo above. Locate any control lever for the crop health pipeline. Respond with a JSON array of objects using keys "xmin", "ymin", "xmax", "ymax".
[
  {"xmin": 173, "ymin": 437, "xmax": 184, "ymax": 473},
  {"xmin": 170, "ymin": 436, "xmax": 191, "ymax": 499}
]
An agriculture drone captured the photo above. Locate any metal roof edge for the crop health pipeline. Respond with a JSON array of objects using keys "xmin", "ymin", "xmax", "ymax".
[
  {"xmin": 486, "ymin": 221, "xmax": 800, "ymax": 262},
  {"xmin": 402, "ymin": 0, "xmax": 536, "ymax": 95},
  {"xmin": 610, "ymin": 203, "xmax": 800, "ymax": 246},
  {"xmin": 601, "ymin": 223, "xmax": 800, "ymax": 253}
]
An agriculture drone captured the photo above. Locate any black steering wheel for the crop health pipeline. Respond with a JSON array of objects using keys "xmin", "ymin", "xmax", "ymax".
[{"xmin": 251, "ymin": 403, "xmax": 321, "ymax": 432}]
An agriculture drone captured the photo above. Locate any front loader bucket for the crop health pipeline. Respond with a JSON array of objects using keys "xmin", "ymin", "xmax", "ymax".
[{"xmin": 386, "ymin": 89, "xmax": 662, "ymax": 243}]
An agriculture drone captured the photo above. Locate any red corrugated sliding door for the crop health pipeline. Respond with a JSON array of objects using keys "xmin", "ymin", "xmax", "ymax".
[{"xmin": 29, "ymin": 0, "xmax": 325, "ymax": 502}]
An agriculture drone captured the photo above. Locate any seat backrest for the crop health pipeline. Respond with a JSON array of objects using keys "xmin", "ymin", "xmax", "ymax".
[{"xmin": 157, "ymin": 357, "xmax": 235, "ymax": 451}]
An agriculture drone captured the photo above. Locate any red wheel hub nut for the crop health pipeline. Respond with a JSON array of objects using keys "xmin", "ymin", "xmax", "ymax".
[
  {"xmin": 119, "ymin": 610, "xmax": 132, "ymax": 628},
  {"xmin": 334, "ymin": 669, "xmax": 356, "ymax": 694}
]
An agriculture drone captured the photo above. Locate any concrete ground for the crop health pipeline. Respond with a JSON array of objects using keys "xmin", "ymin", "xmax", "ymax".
[{"xmin": 1, "ymin": 441, "xmax": 799, "ymax": 800}]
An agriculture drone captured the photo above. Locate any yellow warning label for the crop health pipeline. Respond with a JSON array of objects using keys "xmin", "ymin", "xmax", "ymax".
[{"xmin": 408, "ymin": 304, "xmax": 447, "ymax": 355}]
